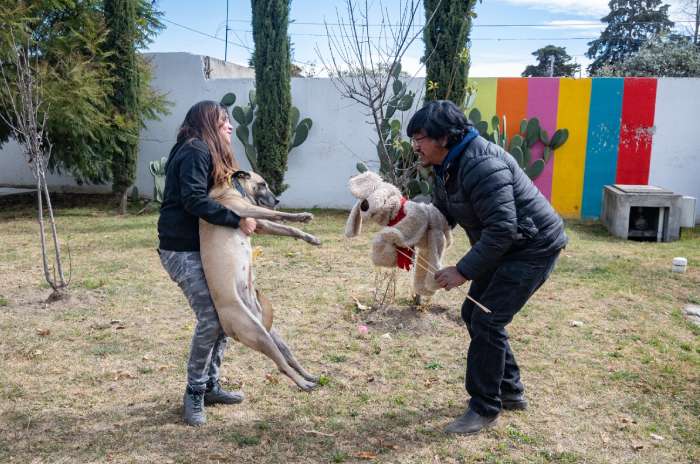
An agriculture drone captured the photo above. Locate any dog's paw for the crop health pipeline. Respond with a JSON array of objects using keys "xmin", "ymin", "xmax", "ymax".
[
  {"xmin": 297, "ymin": 379, "xmax": 317, "ymax": 392},
  {"xmin": 295, "ymin": 212, "xmax": 314, "ymax": 223}
]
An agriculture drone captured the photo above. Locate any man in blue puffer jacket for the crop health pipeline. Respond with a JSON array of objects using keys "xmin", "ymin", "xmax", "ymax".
[{"xmin": 407, "ymin": 100, "xmax": 567, "ymax": 435}]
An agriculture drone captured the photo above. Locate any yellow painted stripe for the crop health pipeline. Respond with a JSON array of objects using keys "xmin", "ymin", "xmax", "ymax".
[
  {"xmin": 468, "ymin": 78, "xmax": 498, "ymax": 127},
  {"xmin": 551, "ymin": 78, "xmax": 592, "ymax": 218}
]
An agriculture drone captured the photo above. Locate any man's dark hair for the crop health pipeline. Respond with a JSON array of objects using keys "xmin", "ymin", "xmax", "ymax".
[{"xmin": 406, "ymin": 100, "xmax": 472, "ymax": 148}]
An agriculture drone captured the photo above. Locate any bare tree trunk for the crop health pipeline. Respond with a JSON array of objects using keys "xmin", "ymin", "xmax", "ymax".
[
  {"xmin": 0, "ymin": 32, "xmax": 70, "ymax": 301},
  {"xmin": 40, "ymin": 169, "xmax": 66, "ymax": 285},
  {"xmin": 117, "ymin": 191, "xmax": 128, "ymax": 215}
]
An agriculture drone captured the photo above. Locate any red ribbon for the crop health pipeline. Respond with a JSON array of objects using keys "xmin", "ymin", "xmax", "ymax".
[{"xmin": 388, "ymin": 197, "xmax": 414, "ymax": 271}]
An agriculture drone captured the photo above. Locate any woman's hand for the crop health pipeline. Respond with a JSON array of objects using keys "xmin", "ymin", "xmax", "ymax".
[
  {"xmin": 434, "ymin": 266, "xmax": 467, "ymax": 291},
  {"xmin": 239, "ymin": 217, "xmax": 257, "ymax": 235}
]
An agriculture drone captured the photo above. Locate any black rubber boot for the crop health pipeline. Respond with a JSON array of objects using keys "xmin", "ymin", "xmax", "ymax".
[
  {"xmin": 444, "ymin": 408, "xmax": 498, "ymax": 435},
  {"xmin": 183, "ymin": 385, "xmax": 206, "ymax": 426},
  {"xmin": 204, "ymin": 380, "xmax": 244, "ymax": 406},
  {"xmin": 501, "ymin": 392, "xmax": 528, "ymax": 411}
]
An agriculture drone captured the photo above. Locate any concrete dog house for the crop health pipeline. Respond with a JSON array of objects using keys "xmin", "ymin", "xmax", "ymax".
[{"xmin": 601, "ymin": 184, "xmax": 683, "ymax": 242}]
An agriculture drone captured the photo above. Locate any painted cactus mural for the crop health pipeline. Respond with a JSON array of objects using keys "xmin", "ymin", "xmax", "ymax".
[{"xmin": 467, "ymin": 77, "xmax": 660, "ymax": 219}]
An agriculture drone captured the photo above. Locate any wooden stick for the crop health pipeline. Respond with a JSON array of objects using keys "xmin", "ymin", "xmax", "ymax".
[{"xmin": 394, "ymin": 248, "xmax": 492, "ymax": 314}]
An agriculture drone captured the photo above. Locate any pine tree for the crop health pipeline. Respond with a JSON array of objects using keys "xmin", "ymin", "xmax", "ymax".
[
  {"xmin": 423, "ymin": 0, "xmax": 478, "ymax": 105},
  {"xmin": 0, "ymin": 0, "xmax": 166, "ymax": 188},
  {"xmin": 251, "ymin": 0, "xmax": 292, "ymax": 195},
  {"xmin": 522, "ymin": 45, "xmax": 580, "ymax": 77},
  {"xmin": 104, "ymin": 0, "xmax": 140, "ymax": 214},
  {"xmin": 586, "ymin": 0, "xmax": 674, "ymax": 75}
]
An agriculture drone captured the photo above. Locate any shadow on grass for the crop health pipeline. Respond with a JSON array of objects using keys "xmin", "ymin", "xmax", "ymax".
[{"xmin": 1, "ymin": 395, "xmax": 467, "ymax": 463}]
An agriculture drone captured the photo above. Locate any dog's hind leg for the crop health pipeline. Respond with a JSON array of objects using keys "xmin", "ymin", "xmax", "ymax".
[
  {"xmin": 269, "ymin": 330, "xmax": 319, "ymax": 383},
  {"xmin": 223, "ymin": 308, "xmax": 317, "ymax": 391}
]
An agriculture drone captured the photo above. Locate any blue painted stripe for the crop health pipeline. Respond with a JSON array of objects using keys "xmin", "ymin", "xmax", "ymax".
[{"xmin": 581, "ymin": 78, "xmax": 624, "ymax": 219}]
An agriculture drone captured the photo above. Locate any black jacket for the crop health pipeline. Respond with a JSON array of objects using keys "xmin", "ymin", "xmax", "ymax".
[
  {"xmin": 157, "ymin": 139, "xmax": 240, "ymax": 251},
  {"xmin": 433, "ymin": 136, "xmax": 567, "ymax": 281}
]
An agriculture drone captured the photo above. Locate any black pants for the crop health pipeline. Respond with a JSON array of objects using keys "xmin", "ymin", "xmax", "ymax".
[{"xmin": 461, "ymin": 251, "xmax": 560, "ymax": 417}]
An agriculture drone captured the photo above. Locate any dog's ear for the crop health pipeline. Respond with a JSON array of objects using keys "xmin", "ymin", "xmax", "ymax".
[
  {"xmin": 348, "ymin": 171, "xmax": 383, "ymax": 199},
  {"xmin": 233, "ymin": 170, "xmax": 251, "ymax": 180},
  {"xmin": 345, "ymin": 200, "xmax": 364, "ymax": 237}
]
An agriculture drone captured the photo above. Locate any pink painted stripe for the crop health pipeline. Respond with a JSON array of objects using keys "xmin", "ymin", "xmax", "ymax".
[{"xmin": 526, "ymin": 78, "xmax": 560, "ymax": 200}]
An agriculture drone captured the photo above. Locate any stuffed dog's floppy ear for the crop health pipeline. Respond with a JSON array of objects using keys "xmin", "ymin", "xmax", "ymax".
[
  {"xmin": 348, "ymin": 171, "xmax": 383, "ymax": 199},
  {"xmin": 345, "ymin": 200, "xmax": 363, "ymax": 237}
]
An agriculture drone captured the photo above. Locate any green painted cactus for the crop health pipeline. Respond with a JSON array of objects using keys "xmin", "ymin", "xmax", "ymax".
[
  {"xmin": 148, "ymin": 156, "xmax": 168, "ymax": 203},
  {"xmin": 356, "ymin": 62, "xmax": 429, "ymax": 198},
  {"xmin": 468, "ymin": 108, "xmax": 569, "ymax": 181},
  {"xmin": 220, "ymin": 89, "xmax": 313, "ymax": 172}
]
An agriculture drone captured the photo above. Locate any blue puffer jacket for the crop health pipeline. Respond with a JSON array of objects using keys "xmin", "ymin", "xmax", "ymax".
[{"xmin": 432, "ymin": 135, "xmax": 568, "ymax": 281}]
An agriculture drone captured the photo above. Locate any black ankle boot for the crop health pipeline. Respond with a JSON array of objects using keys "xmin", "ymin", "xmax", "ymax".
[
  {"xmin": 501, "ymin": 392, "xmax": 528, "ymax": 411},
  {"xmin": 183, "ymin": 385, "xmax": 206, "ymax": 426},
  {"xmin": 204, "ymin": 380, "xmax": 244, "ymax": 406},
  {"xmin": 444, "ymin": 408, "xmax": 498, "ymax": 435}
]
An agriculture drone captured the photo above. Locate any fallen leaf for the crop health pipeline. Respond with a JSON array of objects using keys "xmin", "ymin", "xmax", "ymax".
[
  {"xmin": 650, "ymin": 433, "xmax": 664, "ymax": 441},
  {"xmin": 110, "ymin": 320, "xmax": 122, "ymax": 325},
  {"xmin": 381, "ymin": 333, "xmax": 392, "ymax": 340},
  {"xmin": 36, "ymin": 328, "xmax": 50, "ymax": 336},
  {"xmin": 265, "ymin": 373, "xmax": 279, "ymax": 385},
  {"xmin": 424, "ymin": 377, "xmax": 438, "ymax": 388},
  {"xmin": 352, "ymin": 296, "xmax": 369, "ymax": 311},
  {"xmin": 112, "ymin": 370, "xmax": 136, "ymax": 381},
  {"xmin": 142, "ymin": 355, "xmax": 151, "ymax": 361},
  {"xmin": 353, "ymin": 451, "xmax": 377, "ymax": 460},
  {"xmin": 114, "ymin": 325, "xmax": 126, "ymax": 330},
  {"xmin": 631, "ymin": 442, "xmax": 644, "ymax": 451},
  {"xmin": 570, "ymin": 320, "xmax": 583, "ymax": 327}
]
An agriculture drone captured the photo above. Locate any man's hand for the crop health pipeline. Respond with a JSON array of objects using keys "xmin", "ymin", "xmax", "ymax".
[
  {"xmin": 239, "ymin": 217, "xmax": 257, "ymax": 236},
  {"xmin": 434, "ymin": 266, "xmax": 467, "ymax": 291}
]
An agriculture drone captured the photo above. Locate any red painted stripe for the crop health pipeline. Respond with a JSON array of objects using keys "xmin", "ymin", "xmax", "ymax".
[{"xmin": 616, "ymin": 78, "xmax": 657, "ymax": 184}]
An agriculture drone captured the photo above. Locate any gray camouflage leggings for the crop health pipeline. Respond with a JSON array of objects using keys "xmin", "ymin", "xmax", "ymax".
[{"xmin": 159, "ymin": 249, "xmax": 227, "ymax": 389}]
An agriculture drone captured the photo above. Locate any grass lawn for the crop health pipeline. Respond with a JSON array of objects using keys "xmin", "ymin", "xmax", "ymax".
[{"xmin": 0, "ymin": 195, "xmax": 698, "ymax": 463}]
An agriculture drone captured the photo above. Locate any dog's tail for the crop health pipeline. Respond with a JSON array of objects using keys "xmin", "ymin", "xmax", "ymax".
[{"xmin": 256, "ymin": 289, "xmax": 273, "ymax": 331}]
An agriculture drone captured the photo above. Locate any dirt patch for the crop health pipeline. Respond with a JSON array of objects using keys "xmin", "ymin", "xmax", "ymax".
[{"xmin": 359, "ymin": 303, "xmax": 463, "ymax": 334}]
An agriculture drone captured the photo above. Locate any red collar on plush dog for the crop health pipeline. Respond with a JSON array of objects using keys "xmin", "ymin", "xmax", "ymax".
[{"xmin": 387, "ymin": 197, "xmax": 414, "ymax": 271}]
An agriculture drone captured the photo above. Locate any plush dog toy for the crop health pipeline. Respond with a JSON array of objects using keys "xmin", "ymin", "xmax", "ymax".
[{"xmin": 344, "ymin": 171, "xmax": 452, "ymax": 296}]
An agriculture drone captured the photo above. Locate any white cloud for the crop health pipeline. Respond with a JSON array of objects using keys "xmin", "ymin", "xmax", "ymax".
[
  {"xmin": 498, "ymin": 0, "xmax": 610, "ymax": 17},
  {"xmin": 537, "ymin": 20, "xmax": 605, "ymax": 30},
  {"xmin": 500, "ymin": 0, "xmax": 687, "ymax": 20}
]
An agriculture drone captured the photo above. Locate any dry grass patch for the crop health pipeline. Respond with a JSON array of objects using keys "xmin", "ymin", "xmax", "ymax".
[{"xmin": 0, "ymin": 195, "xmax": 698, "ymax": 463}]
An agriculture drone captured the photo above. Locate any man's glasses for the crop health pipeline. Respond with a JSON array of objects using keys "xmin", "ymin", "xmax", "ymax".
[{"xmin": 410, "ymin": 134, "xmax": 428, "ymax": 146}]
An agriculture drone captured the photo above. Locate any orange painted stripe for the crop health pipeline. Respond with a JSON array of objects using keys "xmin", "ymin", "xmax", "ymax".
[{"xmin": 496, "ymin": 78, "xmax": 529, "ymax": 141}]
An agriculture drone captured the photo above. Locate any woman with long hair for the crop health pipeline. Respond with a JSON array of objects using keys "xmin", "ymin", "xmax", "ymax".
[{"xmin": 157, "ymin": 100, "xmax": 257, "ymax": 426}]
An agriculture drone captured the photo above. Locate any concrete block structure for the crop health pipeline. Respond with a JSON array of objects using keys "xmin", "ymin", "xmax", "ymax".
[{"xmin": 601, "ymin": 184, "xmax": 683, "ymax": 242}]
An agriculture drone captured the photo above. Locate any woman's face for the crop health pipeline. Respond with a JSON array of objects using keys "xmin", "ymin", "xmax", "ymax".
[
  {"xmin": 218, "ymin": 110, "xmax": 233, "ymax": 143},
  {"xmin": 411, "ymin": 130, "xmax": 449, "ymax": 167}
]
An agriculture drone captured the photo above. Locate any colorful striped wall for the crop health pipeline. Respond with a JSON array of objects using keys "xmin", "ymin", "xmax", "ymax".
[{"xmin": 468, "ymin": 77, "xmax": 666, "ymax": 219}]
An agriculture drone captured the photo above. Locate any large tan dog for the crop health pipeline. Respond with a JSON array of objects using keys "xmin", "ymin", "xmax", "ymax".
[{"xmin": 199, "ymin": 171, "xmax": 320, "ymax": 391}]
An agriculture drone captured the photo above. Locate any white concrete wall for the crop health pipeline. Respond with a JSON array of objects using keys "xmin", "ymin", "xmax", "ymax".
[
  {"xmin": 136, "ymin": 52, "xmax": 423, "ymax": 208},
  {"xmin": 1, "ymin": 52, "xmax": 698, "ymax": 221},
  {"xmin": 649, "ymin": 78, "xmax": 700, "ymax": 223}
]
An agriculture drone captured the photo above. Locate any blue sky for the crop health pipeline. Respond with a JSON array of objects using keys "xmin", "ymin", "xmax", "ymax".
[{"xmin": 147, "ymin": 0, "xmax": 689, "ymax": 77}]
